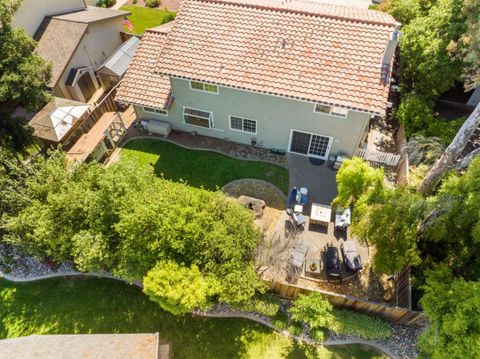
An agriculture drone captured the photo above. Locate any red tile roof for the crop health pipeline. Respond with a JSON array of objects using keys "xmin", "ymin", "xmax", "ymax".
[
  {"xmin": 115, "ymin": 30, "xmax": 172, "ymax": 109},
  {"xmin": 155, "ymin": 0, "xmax": 398, "ymax": 114}
]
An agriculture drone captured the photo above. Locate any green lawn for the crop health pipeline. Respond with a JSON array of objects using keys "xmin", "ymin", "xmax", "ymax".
[
  {"xmin": 0, "ymin": 278, "xmax": 384, "ymax": 359},
  {"xmin": 120, "ymin": 5, "xmax": 176, "ymax": 35},
  {"xmin": 120, "ymin": 138, "xmax": 290, "ymax": 193}
]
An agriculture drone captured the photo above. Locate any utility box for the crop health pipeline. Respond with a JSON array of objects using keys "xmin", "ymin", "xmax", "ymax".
[{"xmin": 146, "ymin": 120, "xmax": 171, "ymax": 136}]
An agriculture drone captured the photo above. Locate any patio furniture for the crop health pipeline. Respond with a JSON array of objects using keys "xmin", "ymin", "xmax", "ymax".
[
  {"xmin": 310, "ymin": 203, "xmax": 331, "ymax": 226},
  {"xmin": 286, "ymin": 242, "xmax": 308, "ymax": 283},
  {"xmin": 287, "ymin": 187, "xmax": 298, "ymax": 208},
  {"xmin": 335, "ymin": 207, "xmax": 351, "ymax": 231},
  {"xmin": 333, "ymin": 154, "xmax": 348, "ymax": 170},
  {"xmin": 293, "ymin": 204, "xmax": 303, "ymax": 214},
  {"xmin": 325, "ymin": 246, "xmax": 342, "ymax": 278},
  {"xmin": 299, "ymin": 187, "xmax": 308, "ymax": 205},
  {"xmin": 291, "ymin": 211, "xmax": 306, "ymax": 229},
  {"xmin": 341, "ymin": 241, "xmax": 363, "ymax": 271}
]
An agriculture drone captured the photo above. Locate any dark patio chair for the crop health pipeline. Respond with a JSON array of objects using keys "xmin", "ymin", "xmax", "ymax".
[
  {"xmin": 341, "ymin": 241, "xmax": 363, "ymax": 271},
  {"xmin": 325, "ymin": 246, "xmax": 342, "ymax": 279}
]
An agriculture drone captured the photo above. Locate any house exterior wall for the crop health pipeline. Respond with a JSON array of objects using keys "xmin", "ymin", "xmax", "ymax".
[
  {"xmin": 57, "ymin": 18, "xmax": 124, "ymax": 100},
  {"xmin": 134, "ymin": 78, "xmax": 371, "ymax": 157},
  {"xmin": 12, "ymin": 0, "xmax": 86, "ymax": 36}
]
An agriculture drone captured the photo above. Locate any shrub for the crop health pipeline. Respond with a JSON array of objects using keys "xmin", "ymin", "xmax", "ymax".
[
  {"xmin": 290, "ymin": 292, "xmax": 334, "ymax": 341},
  {"xmin": 96, "ymin": 0, "xmax": 116, "ymax": 8},
  {"xmin": 231, "ymin": 293, "xmax": 281, "ymax": 317},
  {"xmin": 334, "ymin": 157, "xmax": 385, "ymax": 207},
  {"xmin": 331, "ymin": 309, "xmax": 391, "ymax": 339},
  {"xmin": 162, "ymin": 12, "xmax": 176, "ymax": 24},
  {"xmin": 395, "ymin": 93, "xmax": 436, "ymax": 138},
  {"xmin": 145, "ymin": 0, "xmax": 160, "ymax": 7},
  {"xmin": 143, "ymin": 260, "xmax": 219, "ymax": 315}
]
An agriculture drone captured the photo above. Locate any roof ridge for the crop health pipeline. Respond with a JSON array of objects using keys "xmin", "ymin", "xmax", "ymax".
[{"xmin": 192, "ymin": 0, "xmax": 398, "ymax": 27}]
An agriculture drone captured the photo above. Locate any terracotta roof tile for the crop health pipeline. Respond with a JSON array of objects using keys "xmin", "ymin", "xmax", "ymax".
[
  {"xmin": 155, "ymin": 0, "xmax": 397, "ymax": 114},
  {"xmin": 115, "ymin": 30, "xmax": 172, "ymax": 109}
]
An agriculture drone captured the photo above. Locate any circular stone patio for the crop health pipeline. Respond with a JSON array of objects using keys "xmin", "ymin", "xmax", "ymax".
[{"xmin": 222, "ymin": 179, "xmax": 286, "ymax": 210}]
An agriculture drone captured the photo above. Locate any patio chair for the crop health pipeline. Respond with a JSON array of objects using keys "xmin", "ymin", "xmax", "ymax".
[
  {"xmin": 325, "ymin": 246, "xmax": 342, "ymax": 279},
  {"xmin": 335, "ymin": 207, "xmax": 351, "ymax": 231},
  {"xmin": 341, "ymin": 241, "xmax": 363, "ymax": 271}
]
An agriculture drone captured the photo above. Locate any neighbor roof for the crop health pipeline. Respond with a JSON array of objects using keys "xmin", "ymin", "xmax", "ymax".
[
  {"xmin": 0, "ymin": 333, "xmax": 163, "ymax": 359},
  {"xmin": 98, "ymin": 36, "xmax": 141, "ymax": 78},
  {"xmin": 35, "ymin": 6, "xmax": 130, "ymax": 87},
  {"xmin": 52, "ymin": 6, "xmax": 130, "ymax": 24},
  {"xmin": 154, "ymin": 0, "xmax": 398, "ymax": 114},
  {"xmin": 115, "ymin": 28, "xmax": 172, "ymax": 109}
]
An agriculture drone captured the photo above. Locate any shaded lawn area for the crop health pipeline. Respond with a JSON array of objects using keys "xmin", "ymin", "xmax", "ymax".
[
  {"xmin": 120, "ymin": 5, "xmax": 176, "ymax": 35},
  {"xmin": 120, "ymin": 138, "xmax": 290, "ymax": 194},
  {"xmin": 0, "ymin": 278, "xmax": 385, "ymax": 359}
]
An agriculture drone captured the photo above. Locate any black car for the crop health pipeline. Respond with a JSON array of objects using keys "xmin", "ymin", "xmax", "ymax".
[{"xmin": 325, "ymin": 246, "xmax": 342, "ymax": 279}]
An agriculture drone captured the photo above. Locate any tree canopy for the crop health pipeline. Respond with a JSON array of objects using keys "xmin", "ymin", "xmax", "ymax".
[
  {"xmin": 1, "ymin": 152, "xmax": 264, "ymax": 312},
  {"xmin": 419, "ymin": 266, "xmax": 480, "ymax": 359},
  {"xmin": 0, "ymin": 0, "xmax": 51, "ymax": 151}
]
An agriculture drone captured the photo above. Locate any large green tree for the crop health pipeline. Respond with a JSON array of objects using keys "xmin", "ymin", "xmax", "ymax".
[
  {"xmin": 2, "ymin": 153, "xmax": 264, "ymax": 311},
  {"xmin": 419, "ymin": 267, "xmax": 480, "ymax": 359},
  {"xmin": 0, "ymin": 0, "xmax": 51, "ymax": 150}
]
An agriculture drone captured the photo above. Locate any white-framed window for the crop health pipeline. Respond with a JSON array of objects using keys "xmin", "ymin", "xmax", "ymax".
[
  {"xmin": 143, "ymin": 106, "xmax": 168, "ymax": 115},
  {"xmin": 331, "ymin": 106, "xmax": 348, "ymax": 118},
  {"xmin": 190, "ymin": 81, "xmax": 218, "ymax": 94},
  {"xmin": 314, "ymin": 103, "xmax": 348, "ymax": 118},
  {"xmin": 183, "ymin": 107, "xmax": 213, "ymax": 128},
  {"xmin": 229, "ymin": 116, "xmax": 257, "ymax": 134}
]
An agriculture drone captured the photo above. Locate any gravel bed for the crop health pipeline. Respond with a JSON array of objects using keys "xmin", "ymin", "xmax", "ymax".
[
  {"xmin": 0, "ymin": 244, "xmax": 77, "ymax": 278},
  {"xmin": 327, "ymin": 324, "xmax": 422, "ymax": 359},
  {"xmin": 203, "ymin": 301, "xmax": 423, "ymax": 359}
]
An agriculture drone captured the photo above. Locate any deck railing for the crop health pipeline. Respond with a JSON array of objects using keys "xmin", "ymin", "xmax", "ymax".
[{"xmin": 354, "ymin": 148, "xmax": 401, "ymax": 167}]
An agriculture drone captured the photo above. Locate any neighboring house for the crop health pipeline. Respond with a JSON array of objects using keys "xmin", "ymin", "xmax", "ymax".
[
  {"xmin": 34, "ymin": 6, "xmax": 130, "ymax": 103},
  {"xmin": 12, "ymin": 0, "xmax": 87, "ymax": 37},
  {"xmin": 116, "ymin": 0, "xmax": 399, "ymax": 160},
  {"xmin": 0, "ymin": 333, "xmax": 170, "ymax": 359}
]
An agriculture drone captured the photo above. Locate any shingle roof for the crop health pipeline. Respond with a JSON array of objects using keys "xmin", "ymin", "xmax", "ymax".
[
  {"xmin": 35, "ymin": 18, "xmax": 88, "ymax": 87},
  {"xmin": 35, "ymin": 7, "xmax": 130, "ymax": 87},
  {"xmin": 115, "ymin": 30, "xmax": 172, "ymax": 109},
  {"xmin": 155, "ymin": 0, "xmax": 398, "ymax": 114},
  {"xmin": 52, "ymin": 6, "xmax": 130, "ymax": 24}
]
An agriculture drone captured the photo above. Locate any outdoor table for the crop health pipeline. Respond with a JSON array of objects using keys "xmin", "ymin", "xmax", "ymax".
[{"xmin": 310, "ymin": 203, "xmax": 331, "ymax": 226}]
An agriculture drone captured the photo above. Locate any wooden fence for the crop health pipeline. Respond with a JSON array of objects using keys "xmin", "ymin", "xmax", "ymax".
[
  {"xmin": 395, "ymin": 266, "xmax": 412, "ymax": 309},
  {"xmin": 62, "ymin": 86, "xmax": 119, "ymax": 151},
  {"xmin": 355, "ymin": 148, "xmax": 401, "ymax": 167},
  {"xmin": 395, "ymin": 124, "xmax": 410, "ymax": 187},
  {"xmin": 270, "ymin": 281, "xmax": 427, "ymax": 327}
]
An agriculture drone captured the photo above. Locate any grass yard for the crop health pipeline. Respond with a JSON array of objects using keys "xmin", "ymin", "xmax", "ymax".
[
  {"xmin": 120, "ymin": 138, "xmax": 290, "ymax": 193},
  {"xmin": 120, "ymin": 5, "xmax": 176, "ymax": 35},
  {"xmin": 0, "ymin": 278, "xmax": 385, "ymax": 359}
]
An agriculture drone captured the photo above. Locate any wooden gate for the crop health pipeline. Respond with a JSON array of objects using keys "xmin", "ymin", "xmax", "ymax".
[{"xmin": 355, "ymin": 148, "xmax": 401, "ymax": 167}]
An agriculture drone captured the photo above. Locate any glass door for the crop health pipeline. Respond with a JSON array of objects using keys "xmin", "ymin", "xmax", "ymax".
[{"xmin": 289, "ymin": 130, "xmax": 332, "ymax": 159}]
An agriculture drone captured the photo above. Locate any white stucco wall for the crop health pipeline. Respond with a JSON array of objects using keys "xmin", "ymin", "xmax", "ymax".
[
  {"xmin": 57, "ymin": 17, "xmax": 124, "ymax": 100},
  {"xmin": 134, "ymin": 78, "xmax": 372, "ymax": 158},
  {"xmin": 12, "ymin": 0, "xmax": 86, "ymax": 36}
]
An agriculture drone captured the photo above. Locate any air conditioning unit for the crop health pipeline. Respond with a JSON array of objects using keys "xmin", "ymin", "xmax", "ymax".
[{"xmin": 146, "ymin": 120, "xmax": 171, "ymax": 136}]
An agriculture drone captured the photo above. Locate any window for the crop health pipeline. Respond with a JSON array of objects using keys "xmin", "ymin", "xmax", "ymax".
[
  {"xmin": 331, "ymin": 106, "xmax": 348, "ymax": 118},
  {"xmin": 314, "ymin": 104, "xmax": 331, "ymax": 114},
  {"xmin": 314, "ymin": 103, "xmax": 348, "ymax": 118},
  {"xmin": 143, "ymin": 106, "xmax": 167, "ymax": 115},
  {"xmin": 183, "ymin": 107, "xmax": 212, "ymax": 128},
  {"xmin": 229, "ymin": 116, "xmax": 257, "ymax": 134},
  {"xmin": 190, "ymin": 81, "xmax": 218, "ymax": 94}
]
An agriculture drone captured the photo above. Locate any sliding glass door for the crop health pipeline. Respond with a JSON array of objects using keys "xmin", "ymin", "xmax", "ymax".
[{"xmin": 289, "ymin": 130, "xmax": 332, "ymax": 159}]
